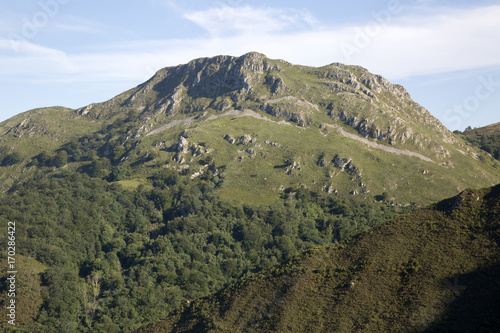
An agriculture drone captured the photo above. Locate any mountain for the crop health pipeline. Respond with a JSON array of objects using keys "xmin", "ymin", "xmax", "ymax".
[
  {"xmin": 458, "ymin": 122, "xmax": 500, "ymax": 160},
  {"xmin": 0, "ymin": 52, "xmax": 499, "ymax": 332},
  {"xmin": 0, "ymin": 106, "xmax": 101, "ymax": 190},
  {"xmin": 465, "ymin": 122, "xmax": 500, "ymax": 136},
  {"xmin": 137, "ymin": 184, "xmax": 500, "ymax": 333},
  {"xmin": 1, "ymin": 52, "xmax": 498, "ymax": 206}
]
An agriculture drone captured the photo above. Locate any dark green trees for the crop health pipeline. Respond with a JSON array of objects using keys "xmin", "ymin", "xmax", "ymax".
[{"xmin": 1, "ymin": 151, "xmax": 23, "ymax": 166}]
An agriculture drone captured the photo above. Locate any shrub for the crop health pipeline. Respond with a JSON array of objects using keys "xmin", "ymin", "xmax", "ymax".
[{"xmin": 1, "ymin": 152, "xmax": 23, "ymax": 166}]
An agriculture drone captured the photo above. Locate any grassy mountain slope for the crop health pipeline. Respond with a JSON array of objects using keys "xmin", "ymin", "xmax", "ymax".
[
  {"xmin": 0, "ymin": 254, "xmax": 45, "ymax": 326},
  {"xmin": 1, "ymin": 53, "xmax": 499, "ymax": 207},
  {"xmin": 138, "ymin": 184, "xmax": 500, "ymax": 333},
  {"xmin": 465, "ymin": 122, "xmax": 500, "ymax": 136},
  {"xmin": 0, "ymin": 106, "xmax": 101, "ymax": 190}
]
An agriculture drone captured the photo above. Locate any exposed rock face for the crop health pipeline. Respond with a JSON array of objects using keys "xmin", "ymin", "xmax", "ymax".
[
  {"xmin": 267, "ymin": 76, "xmax": 287, "ymax": 95},
  {"xmin": 332, "ymin": 154, "xmax": 361, "ymax": 177},
  {"xmin": 324, "ymin": 185, "xmax": 337, "ymax": 194},
  {"xmin": 73, "ymin": 52, "xmax": 458, "ymax": 160},
  {"xmin": 224, "ymin": 135, "xmax": 235, "ymax": 144},
  {"xmin": 176, "ymin": 136, "xmax": 189, "ymax": 153},
  {"xmin": 238, "ymin": 134, "xmax": 253, "ymax": 145},
  {"xmin": 172, "ymin": 154, "xmax": 186, "ymax": 164},
  {"xmin": 317, "ymin": 155, "xmax": 329, "ymax": 167}
]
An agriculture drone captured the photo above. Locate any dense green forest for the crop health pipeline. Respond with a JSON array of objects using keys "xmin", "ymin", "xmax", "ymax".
[
  {"xmin": 0, "ymin": 166, "xmax": 408, "ymax": 332},
  {"xmin": 138, "ymin": 184, "xmax": 500, "ymax": 333}
]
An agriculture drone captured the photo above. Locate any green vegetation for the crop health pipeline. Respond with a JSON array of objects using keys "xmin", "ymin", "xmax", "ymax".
[
  {"xmin": 0, "ymin": 151, "xmax": 23, "ymax": 166},
  {"xmin": 0, "ymin": 168, "xmax": 406, "ymax": 332},
  {"xmin": 0, "ymin": 106, "xmax": 101, "ymax": 191},
  {"xmin": 0, "ymin": 53, "xmax": 498, "ymax": 332},
  {"xmin": 1, "ymin": 55, "xmax": 498, "ymax": 207},
  {"xmin": 138, "ymin": 185, "xmax": 500, "ymax": 333},
  {"xmin": 457, "ymin": 123, "xmax": 500, "ymax": 160}
]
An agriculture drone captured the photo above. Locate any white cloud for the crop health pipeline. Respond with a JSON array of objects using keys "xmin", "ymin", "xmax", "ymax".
[
  {"xmin": 184, "ymin": 6, "xmax": 317, "ymax": 36},
  {"xmin": 1, "ymin": 4, "xmax": 499, "ymax": 89},
  {"xmin": 0, "ymin": 38, "xmax": 75, "ymax": 76},
  {"xmin": 339, "ymin": 5, "xmax": 500, "ymax": 78},
  {"xmin": 51, "ymin": 16, "xmax": 105, "ymax": 33},
  {"xmin": 177, "ymin": 4, "xmax": 500, "ymax": 79}
]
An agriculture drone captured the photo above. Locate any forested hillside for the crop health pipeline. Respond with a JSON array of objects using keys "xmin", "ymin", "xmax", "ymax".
[
  {"xmin": 0, "ymin": 167, "xmax": 406, "ymax": 332},
  {"xmin": 457, "ymin": 122, "xmax": 500, "ymax": 160},
  {"xmin": 138, "ymin": 184, "xmax": 500, "ymax": 333}
]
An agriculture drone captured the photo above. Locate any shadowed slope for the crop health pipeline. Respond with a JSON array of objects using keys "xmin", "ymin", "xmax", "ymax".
[{"xmin": 138, "ymin": 184, "xmax": 500, "ymax": 333}]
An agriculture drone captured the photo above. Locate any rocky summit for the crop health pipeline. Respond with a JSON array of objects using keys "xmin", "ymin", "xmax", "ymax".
[
  {"xmin": 67, "ymin": 52, "xmax": 497, "ymax": 205},
  {"xmin": 78, "ymin": 52, "xmax": 455, "ymax": 155},
  {"xmin": 1, "ymin": 53, "xmax": 499, "ymax": 206}
]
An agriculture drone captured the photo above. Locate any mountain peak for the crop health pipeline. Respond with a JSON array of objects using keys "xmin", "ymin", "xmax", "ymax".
[
  {"xmin": 75, "ymin": 52, "xmax": 281, "ymax": 118},
  {"xmin": 63, "ymin": 53, "xmax": 500, "ymax": 206},
  {"xmin": 75, "ymin": 53, "xmax": 456, "ymax": 158}
]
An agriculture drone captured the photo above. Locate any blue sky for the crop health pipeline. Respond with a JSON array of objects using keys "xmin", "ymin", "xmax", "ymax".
[{"xmin": 1, "ymin": 0, "xmax": 499, "ymax": 131}]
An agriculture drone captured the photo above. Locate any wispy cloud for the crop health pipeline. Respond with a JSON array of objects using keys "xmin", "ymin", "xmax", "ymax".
[
  {"xmin": 178, "ymin": 4, "xmax": 500, "ymax": 78},
  {"xmin": 345, "ymin": 4, "xmax": 500, "ymax": 77},
  {"xmin": 184, "ymin": 6, "xmax": 317, "ymax": 36},
  {"xmin": 1, "ymin": 4, "xmax": 499, "ymax": 88},
  {"xmin": 51, "ymin": 16, "xmax": 106, "ymax": 33},
  {"xmin": 0, "ymin": 37, "xmax": 77, "ymax": 80}
]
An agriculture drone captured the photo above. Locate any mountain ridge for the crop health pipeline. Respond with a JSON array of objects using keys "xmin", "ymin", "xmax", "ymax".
[
  {"xmin": 73, "ymin": 52, "xmax": 457, "ymax": 158},
  {"xmin": 1, "ymin": 52, "xmax": 499, "ymax": 206},
  {"xmin": 459, "ymin": 121, "xmax": 500, "ymax": 161}
]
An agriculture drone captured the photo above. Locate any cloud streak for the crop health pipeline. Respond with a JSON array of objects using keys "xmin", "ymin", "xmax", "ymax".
[
  {"xmin": 184, "ymin": 6, "xmax": 317, "ymax": 36},
  {"xmin": 1, "ymin": 4, "xmax": 499, "ymax": 90}
]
